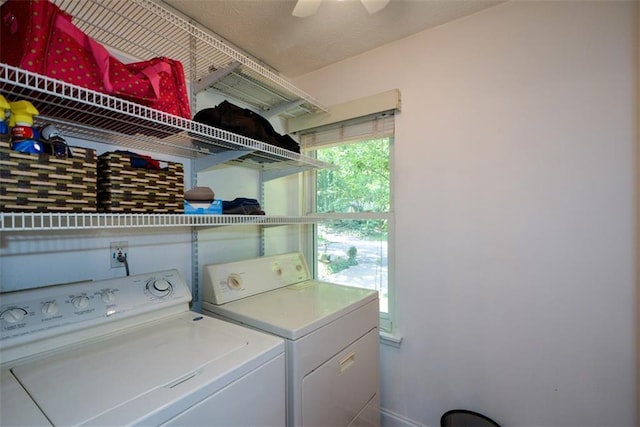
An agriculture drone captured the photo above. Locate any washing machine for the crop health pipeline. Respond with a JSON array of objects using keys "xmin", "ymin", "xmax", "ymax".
[
  {"xmin": 0, "ymin": 269, "xmax": 285, "ymax": 426},
  {"xmin": 201, "ymin": 252, "xmax": 380, "ymax": 427}
]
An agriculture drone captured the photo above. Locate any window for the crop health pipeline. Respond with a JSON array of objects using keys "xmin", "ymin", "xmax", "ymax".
[{"xmin": 300, "ymin": 112, "xmax": 395, "ymax": 331}]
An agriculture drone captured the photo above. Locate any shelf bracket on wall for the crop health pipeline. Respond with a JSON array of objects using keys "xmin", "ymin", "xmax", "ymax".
[
  {"xmin": 194, "ymin": 150, "xmax": 254, "ymax": 172},
  {"xmin": 193, "ymin": 61, "xmax": 242, "ymax": 93},
  {"xmin": 261, "ymin": 166, "xmax": 313, "ymax": 182},
  {"xmin": 265, "ymin": 99, "xmax": 306, "ymax": 119}
]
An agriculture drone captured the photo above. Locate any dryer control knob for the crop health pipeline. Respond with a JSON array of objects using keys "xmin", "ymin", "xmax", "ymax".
[
  {"xmin": 72, "ymin": 296, "xmax": 90, "ymax": 310},
  {"xmin": 147, "ymin": 279, "xmax": 172, "ymax": 297},
  {"xmin": 227, "ymin": 273, "xmax": 242, "ymax": 290},
  {"xmin": 1, "ymin": 307, "xmax": 27, "ymax": 324},
  {"xmin": 101, "ymin": 290, "xmax": 116, "ymax": 303},
  {"xmin": 42, "ymin": 301, "xmax": 59, "ymax": 316}
]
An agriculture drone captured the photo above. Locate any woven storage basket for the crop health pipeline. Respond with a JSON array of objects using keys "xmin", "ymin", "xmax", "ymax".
[
  {"xmin": 0, "ymin": 139, "xmax": 97, "ymax": 212},
  {"xmin": 97, "ymin": 152, "xmax": 184, "ymax": 213}
]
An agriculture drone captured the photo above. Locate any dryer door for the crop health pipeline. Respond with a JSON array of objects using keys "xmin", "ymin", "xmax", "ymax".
[{"xmin": 301, "ymin": 328, "xmax": 379, "ymax": 427}]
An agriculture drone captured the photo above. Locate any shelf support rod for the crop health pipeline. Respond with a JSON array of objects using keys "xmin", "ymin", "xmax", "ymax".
[
  {"xmin": 261, "ymin": 166, "xmax": 313, "ymax": 182},
  {"xmin": 194, "ymin": 150, "xmax": 254, "ymax": 172},
  {"xmin": 265, "ymin": 99, "xmax": 305, "ymax": 118},
  {"xmin": 193, "ymin": 61, "xmax": 242, "ymax": 93}
]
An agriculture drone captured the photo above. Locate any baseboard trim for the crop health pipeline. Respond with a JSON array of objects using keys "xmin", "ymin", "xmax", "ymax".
[{"xmin": 381, "ymin": 408, "xmax": 428, "ymax": 427}]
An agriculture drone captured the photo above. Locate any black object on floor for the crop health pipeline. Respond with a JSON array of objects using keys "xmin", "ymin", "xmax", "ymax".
[{"xmin": 440, "ymin": 409, "xmax": 501, "ymax": 427}]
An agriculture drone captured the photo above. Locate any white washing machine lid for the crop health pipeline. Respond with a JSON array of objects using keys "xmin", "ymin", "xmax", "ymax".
[
  {"xmin": 202, "ymin": 281, "xmax": 378, "ymax": 340},
  {"xmin": 10, "ymin": 312, "xmax": 283, "ymax": 426}
]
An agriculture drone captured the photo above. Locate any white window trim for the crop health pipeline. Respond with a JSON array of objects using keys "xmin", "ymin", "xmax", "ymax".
[
  {"xmin": 294, "ymin": 90, "xmax": 402, "ymax": 339},
  {"xmin": 301, "ymin": 179, "xmax": 397, "ymax": 336}
]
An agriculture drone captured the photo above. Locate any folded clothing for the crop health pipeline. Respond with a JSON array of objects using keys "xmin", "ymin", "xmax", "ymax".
[
  {"xmin": 184, "ymin": 186, "xmax": 215, "ymax": 202},
  {"xmin": 223, "ymin": 197, "xmax": 265, "ymax": 215},
  {"xmin": 115, "ymin": 150, "xmax": 161, "ymax": 170}
]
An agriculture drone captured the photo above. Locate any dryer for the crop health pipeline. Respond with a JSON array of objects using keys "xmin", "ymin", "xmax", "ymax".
[
  {"xmin": 201, "ymin": 252, "xmax": 380, "ymax": 427},
  {"xmin": 0, "ymin": 269, "xmax": 285, "ymax": 426}
]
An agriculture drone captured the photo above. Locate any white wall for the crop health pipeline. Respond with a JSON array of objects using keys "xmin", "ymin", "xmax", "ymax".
[{"xmin": 294, "ymin": 2, "xmax": 638, "ymax": 426}]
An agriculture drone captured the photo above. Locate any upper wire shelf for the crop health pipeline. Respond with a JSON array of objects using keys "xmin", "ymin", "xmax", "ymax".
[
  {"xmin": 0, "ymin": 64, "xmax": 331, "ymax": 172},
  {"xmin": 52, "ymin": 0, "xmax": 328, "ymax": 118}
]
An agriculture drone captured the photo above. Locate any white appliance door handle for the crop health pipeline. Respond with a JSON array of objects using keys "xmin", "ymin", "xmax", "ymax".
[{"xmin": 339, "ymin": 351, "xmax": 356, "ymax": 373}]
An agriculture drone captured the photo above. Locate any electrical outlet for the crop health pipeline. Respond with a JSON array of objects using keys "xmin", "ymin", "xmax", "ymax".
[{"xmin": 110, "ymin": 241, "xmax": 128, "ymax": 268}]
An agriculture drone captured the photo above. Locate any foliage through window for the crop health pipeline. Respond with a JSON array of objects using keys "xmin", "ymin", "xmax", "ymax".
[{"xmin": 316, "ymin": 139, "xmax": 390, "ymax": 213}]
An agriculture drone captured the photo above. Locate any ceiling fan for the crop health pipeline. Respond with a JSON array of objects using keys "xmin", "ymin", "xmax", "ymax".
[{"xmin": 292, "ymin": 0, "xmax": 391, "ymax": 17}]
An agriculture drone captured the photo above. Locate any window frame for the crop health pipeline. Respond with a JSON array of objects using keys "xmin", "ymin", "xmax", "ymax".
[{"xmin": 301, "ymin": 133, "xmax": 396, "ymax": 333}]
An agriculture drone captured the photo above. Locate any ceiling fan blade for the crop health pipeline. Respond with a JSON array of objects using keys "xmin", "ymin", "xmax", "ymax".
[
  {"xmin": 292, "ymin": 0, "xmax": 322, "ymax": 17},
  {"xmin": 360, "ymin": 0, "xmax": 390, "ymax": 14}
]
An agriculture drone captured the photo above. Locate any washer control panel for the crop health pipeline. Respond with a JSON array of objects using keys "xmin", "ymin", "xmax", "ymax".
[
  {"xmin": 202, "ymin": 252, "xmax": 311, "ymax": 304},
  {"xmin": 0, "ymin": 269, "xmax": 190, "ymax": 347}
]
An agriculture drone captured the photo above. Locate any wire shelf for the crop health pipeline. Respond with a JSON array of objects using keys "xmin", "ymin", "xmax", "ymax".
[
  {"xmin": 0, "ymin": 0, "xmax": 333, "ymax": 231},
  {"xmin": 52, "ymin": 0, "xmax": 328, "ymax": 118},
  {"xmin": 0, "ymin": 64, "xmax": 331, "ymax": 171},
  {"xmin": 0, "ymin": 212, "xmax": 326, "ymax": 231}
]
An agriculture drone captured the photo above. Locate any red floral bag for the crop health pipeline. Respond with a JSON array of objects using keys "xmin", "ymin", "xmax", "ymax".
[{"xmin": 1, "ymin": 0, "xmax": 191, "ymax": 119}]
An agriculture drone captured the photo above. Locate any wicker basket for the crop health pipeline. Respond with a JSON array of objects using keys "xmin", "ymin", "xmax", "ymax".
[
  {"xmin": 97, "ymin": 152, "xmax": 184, "ymax": 213},
  {"xmin": 0, "ymin": 139, "xmax": 97, "ymax": 212}
]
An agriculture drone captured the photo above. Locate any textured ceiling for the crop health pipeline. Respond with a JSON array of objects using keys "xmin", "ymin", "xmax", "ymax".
[{"xmin": 162, "ymin": 0, "xmax": 504, "ymax": 78}]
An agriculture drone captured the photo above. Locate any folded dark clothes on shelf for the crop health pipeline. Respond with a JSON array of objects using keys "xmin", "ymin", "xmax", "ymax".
[
  {"xmin": 223, "ymin": 198, "xmax": 265, "ymax": 215},
  {"xmin": 115, "ymin": 150, "xmax": 161, "ymax": 170}
]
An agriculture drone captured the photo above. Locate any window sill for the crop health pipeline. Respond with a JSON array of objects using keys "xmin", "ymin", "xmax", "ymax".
[{"xmin": 379, "ymin": 330, "xmax": 403, "ymax": 348}]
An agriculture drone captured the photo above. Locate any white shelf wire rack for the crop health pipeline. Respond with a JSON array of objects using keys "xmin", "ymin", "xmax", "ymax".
[
  {"xmin": 0, "ymin": 64, "xmax": 331, "ymax": 172},
  {"xmin": 0, "ymin": 212, "xmax": 326, "ymax": 232},
  {"xmin": 52, "ymin": 0, "xmax": 328, "ymax": 118},
  {"xmin": 0, "ymin": 0, "xmax": 333, "ymax": 230}
]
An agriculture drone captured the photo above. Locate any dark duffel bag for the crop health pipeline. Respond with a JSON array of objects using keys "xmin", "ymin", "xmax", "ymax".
[{"xmin": 193, "ymin": 101, "xmax": 300, "ymax": 153}]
